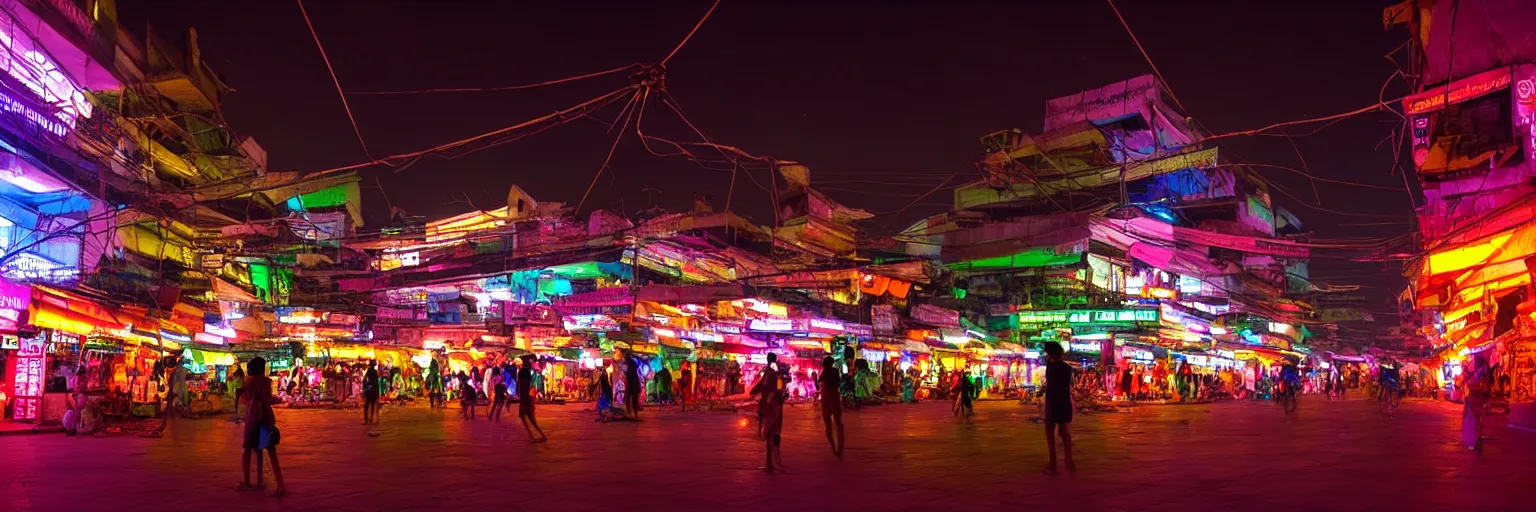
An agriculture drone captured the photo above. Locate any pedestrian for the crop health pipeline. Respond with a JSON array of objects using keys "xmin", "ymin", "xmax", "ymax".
[
  {"xmin": 677, "ymin": 361, "xmax": 693, "ymax": 412},
  {"xmin": 231, "ymin": 365, "xmax": 246, "ymax": 416},
  {"xmin": 623, "ymin": 349, "xmax": 643, "ymax": 418},
  {"xmin": 151, "ymin": 356, "xmax": 189, "ymax": 437},
  {"xmin": 1463, "ymin": 353, "xmax": 1493, "ymax": 453},
  {"xmin": 751, "ymin": 354, "xmax": 786, "ymax": 471},
  {"xmin": 818, "ymin": 356, "xmax": 844, "ymax": 457},
  {"xmin": 518, "ymin": 355, "xmax": 547, "ymax": 442},
  {"xmin": 458, "ymin": 371, "xmax": 477, "ymax": 419},
  {"xmin": 237, "ymin": 357, "xmax": 286, "ymax": 497},
  {"xmin": 596, "ymin": 369, "xmax": 615, "ymax": 422},
  {"xmin": 1042, "ymin": 341, "xmax": 1075, "ymax": 474},
  {"xmin": 426, "ymin": 359, "xmax": 443, "ymax": 409},
  {"xmin": 656, "ymin": 364, "xmax": 674, "ymax": 405},
  {"xmin": 726, "ymin": 358, "xmax": 741, "ymax": 395},
  {"xmin": 956, "ymin": 372, "xmax": 975, "ymax": 418},
  {"xmin": 489, "ymin": 367, "xmax": 507, "ymax": 422},
  {"xmin": 362, "ymin": 360, "xmax": 381, "ymax": 425}
]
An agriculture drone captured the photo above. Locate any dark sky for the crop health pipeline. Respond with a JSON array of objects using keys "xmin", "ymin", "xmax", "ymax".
[{"xmin": 118, "ymin": 1, "xmax": 1415, "ymax": 320}]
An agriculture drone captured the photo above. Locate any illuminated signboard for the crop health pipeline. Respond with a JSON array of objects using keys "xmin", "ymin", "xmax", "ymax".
[
  {"xmin": 748, "ymin": 318, "xmax": 800, "ymax": 332},
  {"xmin": 277, "ymin": 308, "xmax": 324, "ymax": 324},
  {"xmin": 0, "ymin": 12, "xmax": 95, "ymax": 135},
  {"xmin": 563, "ymin": 314, "xmax": 620, "ymax": 332},
  {"xmin": 2, "ymin": 252, "xmax": 77, "ymax": 282},
  {"xmin": 808, "ymin": 318, "xmax": 844, "ymax": 333},
  {"xmin": 1018, "ymin": 309, "xmax": 1158, "ymax": 326},
  {"xmin": 1067, "ymin": 341, "xmax": 1102, "ymax": 353},
  {"xmin": 12, "ymin": 336, "xmax": 45, "ymax": 420},
  {"xmin": 1067, "ymin": 309, "xmax": 1158, "ymax": 325},
  {"xmin": 374, "ymin": 251, "xmax": 421, "ymax": 271},
  {"xmin": 159, "ymin": 329, "xmax": 192, "ymax": 344},
  {"xmin": 1016, "ymin": 311, "xmax": 1072, "ymax": 325},
  {"xmin": 0, "ymin": 278, "xmax": 28, "ymax": 310}
]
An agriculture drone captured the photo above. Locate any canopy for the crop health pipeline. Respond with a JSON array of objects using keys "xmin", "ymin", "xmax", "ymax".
[{"xmin": 213, "ymin": 277, "xmax": 262, "ymax": 303}]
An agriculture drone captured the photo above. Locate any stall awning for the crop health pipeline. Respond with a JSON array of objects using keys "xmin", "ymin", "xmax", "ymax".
[
  {"xmin": 29, "ymin": 286, "xmax": 125, "ymax": 335},
  {"xmin": 187, "ymin": 348, "xmax": 236, "ymax": 366},
  {"xmin": 213, "ymin": 277, "xmax": 262, "ymax": 304}
]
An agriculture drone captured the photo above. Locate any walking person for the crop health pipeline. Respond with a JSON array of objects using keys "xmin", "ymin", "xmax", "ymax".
[
  {"xmin": 517, "ymin": 355, "xmax": 548, "ymax": 442},
  {"xmin": 458, "ymin": 371, "xmax": 477, "ymax": 419},
  {"xmin": 751, "ymin": 354, "xmax": 786, "ymax": 472},
  {"xmin": 362, "ymin": 360, "xmax": 381, "ymax": 425},
  {"xmin": 151, "ymin": 356, "xmax": 190, "ymax": 437},
  {"xmin": 489, "ymin": 367, "xmax": 508, "ymax": 422},
  {"xmin": 237, "ymin": 357, "xmax": 287, "ymax": 497},
  {"xmin": 1042, "ymin": 342, "xmax": 1075, "ymax": 474},
  {"xmin": 957, "ymin": 372, "xmax": 976, "ymax": 419},
  {"xmin": 622, "ymin": 349, "xmax": 643, "ymax": 418},
  {"xmin": 656, "ymin": 364, "xmax": 674, "ymax": 405},
  {"xmin": 818, "ymin": 356, "xmax": 844, "ymax": 457},
  {"xmin": 427, "ymin": 359, "xmax": 444, "ymax": 409},
  {"xmin": 595, "ymin": 369, "xmax": 615, "ymax": 422},
  {"xmin": 1463, "ymin": 353, "xmax": 1494, "ymax": 453},
  {"xmin": 677, "ymin": 361, "xmax": 693, "ymax": 412},
  {"xmin": 230, "ymin": 364, "xmax": 246, "ymax": 417}
]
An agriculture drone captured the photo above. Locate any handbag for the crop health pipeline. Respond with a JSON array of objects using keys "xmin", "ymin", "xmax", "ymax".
[{"xmin": 259, "ymin": 424, "xmax": 281, "ymax": 449}]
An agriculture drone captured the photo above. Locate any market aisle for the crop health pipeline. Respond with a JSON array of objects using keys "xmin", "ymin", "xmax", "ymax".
[{"xmin": 0, "ymin": 398, "xmax": 1528, "ymax": 511}]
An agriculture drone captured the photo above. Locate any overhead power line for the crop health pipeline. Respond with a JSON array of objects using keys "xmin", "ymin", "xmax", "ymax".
[
  {"xmin": 1105, "ymin": 0, "xmax": 1187, "ymax": 113},
  {"xmin": 662, "ymin": 0, "xmax": 723, "ymax": 65},
  {"xmin": 345, "ymin": 64, "xmax": 642, "ymax": 96},
  {"xmin": 296, "ymin": 0, "xmax": 373, "ymax": 160}
]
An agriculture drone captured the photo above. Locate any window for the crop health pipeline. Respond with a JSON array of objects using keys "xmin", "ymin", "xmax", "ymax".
[{"xmin": 1415, "ymin": 92, "xmax": 1521, "ymax": 176}]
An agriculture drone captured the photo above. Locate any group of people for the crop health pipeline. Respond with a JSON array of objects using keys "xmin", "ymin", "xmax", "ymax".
[
  {"xmin": 1110, "ymin": 363, "xmax": 1243, "ymax": 402},
  {"xmin": 739, "ymin": 342, "xmax": 1079, "ymax": 474}
]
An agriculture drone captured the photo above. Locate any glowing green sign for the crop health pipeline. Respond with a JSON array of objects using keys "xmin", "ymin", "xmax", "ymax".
[{"xmin": 1016, "ymin": 309, "xmax": 1158, "ymax": 326}]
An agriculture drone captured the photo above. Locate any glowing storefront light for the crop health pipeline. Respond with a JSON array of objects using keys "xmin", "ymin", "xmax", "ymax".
[{"xmin": 0, "ymin": 18, "xmax": 94, "ymax": 132}]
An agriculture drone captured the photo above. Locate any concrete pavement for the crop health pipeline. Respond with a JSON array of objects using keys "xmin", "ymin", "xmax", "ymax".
[{"xmin": 0, "ymin": 397, "xmax": 1528, "ymax": 511}]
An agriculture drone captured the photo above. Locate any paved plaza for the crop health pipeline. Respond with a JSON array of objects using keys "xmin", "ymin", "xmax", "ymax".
[{"xmin": 0, "ymin": 397, "xmax": 1529, "ymax": 511}]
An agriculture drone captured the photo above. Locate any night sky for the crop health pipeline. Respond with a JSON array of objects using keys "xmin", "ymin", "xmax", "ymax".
[{"xmin": 117, "ymin": 1, "xmax": 1414, "ymax": 330}]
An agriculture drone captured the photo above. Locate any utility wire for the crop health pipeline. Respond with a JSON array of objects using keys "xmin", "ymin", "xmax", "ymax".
[
  {"xmin": 576, "ymin": 89, "xmax": 644, "ymax": 213},
  {"xmin": 1105, "ymin": 0, "xmax": 1186, "ymax": 113},
  {"xmin": 662, "ymin": 0, "xmax": 723, "ymax": 65},
  {"xmin": 296, "ymin": 0, "xmax": 373, "ymax": 160},
  {"xmin": 346, "ymin": 64, "xmax": 641, "ymax": 96}
]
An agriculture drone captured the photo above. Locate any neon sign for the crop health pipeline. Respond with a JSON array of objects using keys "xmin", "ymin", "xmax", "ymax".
[
  {"xmin": 12, "ymin": 336, "xmax": 44, "ymax": 420},
  {"xmin": 1066, "ymin": 309, "xmax": 1158, "ymax": 325},
  {"xmin": 0, "ymin": 278, "xmax": 28, "ymax": 310},
  {"xmin": 0, "ymin": 89, "xmax": 67, "ymax": 136},
  {"xmin": 2, "ymin": 252, "xmax": 77, "ymax": 282},
  {"xmin": 748, "ymin": 318, "xmax": 797, "ymax": 332},
  {"xmin": 1067, "ymin": 341, "xmax": 1102, "ymax": 353},
  {"xmin": 808, "ymin": 318, "xmax": 844, "ymax": 333}
]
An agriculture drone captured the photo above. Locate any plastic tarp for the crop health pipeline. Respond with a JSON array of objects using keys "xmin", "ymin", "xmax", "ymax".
[
  {"xmin": 953, "ymin": 148, "xmax": 1220, "ymax": 210},
  {"xmin": 634, "ymin": 285, "xmax": 744, "ymax": 303},
  {"xmin": 1424, "ymin": 222, "xmax": 1536, "ymax": 277},
  {"xmin": 1089, "ymin": 217, "xmax": 1309, "ymax": 259},
  {"xmin": 1421, "ymin": 0, "xmax": 1536, "ymax": 85},
  {"xmin": 213, "ymin": 277, "xmax": 261, "ymax": 304}
]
